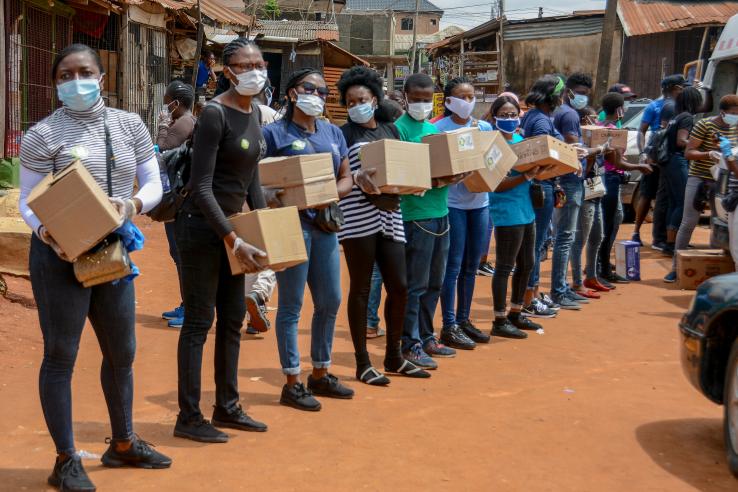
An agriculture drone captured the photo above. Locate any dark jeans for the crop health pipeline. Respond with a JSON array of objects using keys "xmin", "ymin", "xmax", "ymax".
[
  {"xmin": 663, "ymin": 153, "xmax": 689, "ymax": 231},
  {"xmin": 342, "ymin": 233, "xmax": 407, "ymax": 370},
  {"xmin": 441, "ymin": 206, "xmax": 489, "ymax": 327},
  {"xmin": 550, "ymin": 176, "xmax": 583, "ymax": 300},
  {"xmin": 493, "ymin": 222, "xmax": 536, "ymax": 316},
  {"xmin": 528, "ymin": 180, "xmax": 555, "ymax": 288},
  {"xmin": 402, "ymin": 216, "xmax": 450, "ymax": 352},
  {"xmin": 599, "ymin": 172, "xmax": 623, "ymax": 275},
  {"xmin": 165, "ymin": 221, "xmax": 183, "ymax": 303},
  {"xmin": 653, "ymin": 168, "xmax": 668, "ymax": 244},
  {"xmin": 175, "ymin": 212, "xmax": 246, "ymax": 421},
  {"xmin": 30, "ymin": 235, "xmax": 136, "ymax": 455}
]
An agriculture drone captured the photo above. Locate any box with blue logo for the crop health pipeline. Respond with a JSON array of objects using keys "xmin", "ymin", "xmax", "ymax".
[{"xmin": 615, "ymin": 240, "xmax": 641, "ymax": 281}]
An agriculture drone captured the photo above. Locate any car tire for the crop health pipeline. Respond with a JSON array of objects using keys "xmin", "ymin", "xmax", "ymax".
[{"xmin": 724, "ymin": 338, "xmax": 738, "ymax": 478}]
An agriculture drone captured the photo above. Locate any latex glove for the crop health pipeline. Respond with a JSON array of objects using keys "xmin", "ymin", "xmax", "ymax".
[
  {"xmin": 412, "ymin": 190, "xmax": 426, "ymax": 197},
  {"xmin": 158, "ymin": 110, "xmax": 172, "ymax": 128},
  {"xmin": 353, "ymin": 168, "xmax": 381, "ymax": 195},
  {"xmin": 575, "ymin": 145, "xmax": 589, "ymax": 160},
  {"xmin": 109, "ymin": 197, "xmax": 137, "ymax": 226},
  {"xmin": 598, "ymin": 138, "xmax": 612, "ymax": 155},
  {"xmin": 38, "ymin": 226, "xmax": 72, "ymax": 262},
  {"xmin": 693, "ymin": 80, "xmax": 705, "ymax": 90},
  {"xmin": 709, "ymin": 150, "xmax": 723, "ymax": 162},
  {"xmin": 262, "ymin": 187, "xmax": 284, "ymax": 208},
  {"xmin": 232, "ymin": 237, "xmax": 266, "ymax": 273},
  {"xmin": 719, "ymin": 136, "xmax": 734, "ymax": 159},
  {"xmin": 638, "ymin": 153, "xmax": 649, "ymax": 165}
]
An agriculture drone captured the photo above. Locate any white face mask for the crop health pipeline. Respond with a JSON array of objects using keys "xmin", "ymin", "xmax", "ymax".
[
  {"xmin": 723, "ymin": 112, "xmax": 738, "ymax": 127},
  {"xmin": 407, "ymin": 101, "xmax": 433, "ymax": 121},
  {"xmin": 445, "ymin": 96, "xmax": 476, "ymax": 120},
  {"xmin": 296, "ymin": 93, "xmax": 325, "ymax": 117},
  {"xmin": 233, "ymin": 68, "xmax": 268, "ymax": 96}
]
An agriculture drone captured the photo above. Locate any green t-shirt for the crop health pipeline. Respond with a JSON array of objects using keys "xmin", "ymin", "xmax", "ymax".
[{"xmin": 394, "ymin": 113, "xmax": 448, "ymax": 221}]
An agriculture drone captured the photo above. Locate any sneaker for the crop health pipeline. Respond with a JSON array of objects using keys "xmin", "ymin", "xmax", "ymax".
[
  {"xmin": 663, "ymin": 271, "xmax": 677, "ymax": 283},
  {"xmin": 307, "ymin": 373, "xmax": 354, "ymax": 399},
  {"xmin": 245, "ymin": 293, "xmax": 270, "ymax": 333},
  {"xmin": 651, "ymin": 241, "xmax": 667, "ymax": 252},
  {"xmin": 631, "ymin": 232, "xmax": 643, "ymax": 246},
  {"xmin": 522, "ymin": 300, "xmax": 557, "ymax": 319},
  {"xmin": 280, "ymin": 382, "xmax": 322, "ymax": 411},
  {"xmin": 48, "ymin": 455, "xmax": 96, "ymax": 492},
  {"xmin": 552, "ymin": 296, "xmax": 582, "ymax": 311},
  {"xmin": 597, "ymin": 276, "xmax": 616, "ymax": 290},
  {"xmin": 605, "ymin": 272, "xmax": 630, "ymax": 284},
  {"xmin": 212, "ymin": 404, "xmax": 267, "ymax": 432},
  {"xmin": 439, "ymin": 325, "xmax": 476, "ymax": 350},
  {"xmin": 167, "ymin": 317, "xmax": 183, "ymax": 329},
  {"xmin": 565, "ymin": 290, "xmax": 591, "ymax": 304},
  {"xmin": 174, "ymin": 415, "xmax": 228, "ymax": 443},
  {"xmin": 101, "ymin": 435, "xmax": 172, "ymax": 469},
  {"xmin": 244, "ymin": 324, "xmax": 259, "ymax": 335},
  {"xmin": 366, "ymin": 325, "xmax": 386, "ymax": 339},
  {"xmin": 424, "ymin": 337, "xmax": 459, "ymax": 357},
  {"xmin": 403, "ymin": 343, "xmax": 438, "ymax": 369},
  {"xmin": 459, "ymin": 320, "xmax": 491, "ymax": 343},
  {"xmin": 539, "ymin": 293, "xmax": 561, "ymax": 311},
  {"xmin": 491, "ymin": 319, "xmax": 528, "ymax": 339},
  {"xmin": 508, "ymin": 314, "xmax": 542, "ymax": 331},
  {"xmin": 662, "ymin": 244, "xmax": 675, "ymax": 257},
  {"xmin": 162, "ymin": 305, "xmax": 183, "ymax": 320},
  {"xmin": 477, "ymin": 262, "xmax": 495, "ymax": 276}
]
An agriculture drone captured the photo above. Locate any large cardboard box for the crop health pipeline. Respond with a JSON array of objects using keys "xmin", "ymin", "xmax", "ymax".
[
  {"xmin": 581, "ymin": 125, "xmax": 628, "ymax": 151},
  {"xmin": 358, "ymin": 139, "xmax": 431, "ymax": 194},
  {"xmin": 615, "ymin": 240, "xmax": 641, "ymax": 281},
  {"xmin": 26, "ymin": 160, "xmax": 121, "ymax": 261},
  {"xmin": 464, "ymin": 131, "xmax": 519, "ymax": 193},
  {"xmin": 226, "ymin": 207, "xmax": 308, "ymax": 274},
  {"xmin": 0, "ymin": 217, "xmax": 31, "ymax": 277},
  {"xmin": 259, "ymin": 153, "xmax": 338, "ymax": 209},
  {"xmin": 421, "ymin": 127, "xmax": 486, "ymax": 177},
  {"xmin": 511, "ymin": 136, "xmax": 580, "ymax": 180},
  {"xmin": 676, "ymin": 249, "xmax": 736, "ymax": 290}
]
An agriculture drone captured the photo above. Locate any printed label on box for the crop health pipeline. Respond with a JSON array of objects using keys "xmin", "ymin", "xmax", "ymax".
[
  {"xmin": 486, "ymin": 145, "xmax": 502, "ymax": 169},
  {"xmin": 457, "ymin": 133, "xmax": 475, "ymax": 152},
  {"xmin": 550, "ymin": 149, "xmax": 560, "ymax": 160}
]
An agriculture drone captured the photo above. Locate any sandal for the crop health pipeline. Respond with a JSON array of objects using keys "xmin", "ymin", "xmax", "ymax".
[
  {"xmin": 358, "ymin": 366, "xmax": 390, "ymax": 386},
  {"xmin": 384, "ymin": 359, "xmax": 430, "ymax": 379},
  {"xmin": 366, "ymin": 326, "xmax": 386, "ymax": 339}
]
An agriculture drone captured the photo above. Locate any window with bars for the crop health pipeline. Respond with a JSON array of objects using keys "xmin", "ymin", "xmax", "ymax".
[{"xmin": 72, "ymin": 12, "xmax": 120, "ymax": 108}]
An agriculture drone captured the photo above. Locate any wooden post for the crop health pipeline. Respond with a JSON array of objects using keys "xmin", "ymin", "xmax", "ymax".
[
  {"xmin": 388, "ymin": 11, "xmax": 395, "ymax": 90},
  {"xmin": 594, "ymin": 0, "xmax": 619, "ymax": 102},
  {"xmin": 192, "ymin": 0, "xmax": 203, "ymax": 87},
  {"xmin": 408, "ymin": 0, "xmax": 420, "ymax": 73},
  {"xmin": 459, "ymin": 37, "xmax": 464, "ymax": 78},
  {"xmin": 497, "ymin": 0, "xmax": 504, "ymax": 91},
  {"xmin": 120, "ymin": 8, "xmax": 130, "ymax": 111},
  {"xmin": 0, "ymin": 0, "xmax": 7, "ymax": 159}
]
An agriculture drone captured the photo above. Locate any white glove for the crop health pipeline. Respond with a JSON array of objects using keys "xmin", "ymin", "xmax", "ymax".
[
  {"xmin": 232, "ymin": 237, "xmax": 267, "ymax": 273},
  {"xmin": 709, "ymin": 150, "xmax": 723, "ymax": 163},
  {"xmin": 109, "ymin": 197, "xmax": 137, "ymax": 225},
  {"xmin": 158, "ymin": 110, "xmax": 172, "ymax": 128},
  {"xmin": 38, "ymin": 226, "xmax": 72, "ymax": 262}
]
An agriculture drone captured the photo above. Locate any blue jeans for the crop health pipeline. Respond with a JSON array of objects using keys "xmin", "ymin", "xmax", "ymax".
[
  {"xmin": 366, "ymin": 264, "xmax": 382, "ymax": 328},
  {"xmin": 441, "ymin": 207, "xmax": 489, "ymax": 326},
  {"xmin": 528, "ymin": 180, "xmax": 555, "ymax": 288},
  {"xmin": 599, "ymin": 171, "xmax": 624, "ymax": 275},
  {"xmin": 402, "ymin": 216, "xmax": 450, "ymax": 352},
  {"xmin": 571, "ymin": 198, "xmax": 603, "ymax": 286},
  {"xmin": 481, "ymin": 195, "xmax": 495, "ymax": 261},
  {"xmin": 663, "ymin": 153, "xmax": 689, "ymax": 232},
  {"xmin": 30, "ymin": 235, "xmax": 136, "ymax": 454},
  {"xmin": 275, "ymin": 224, "xmax": 341, "ymax": 375},
  {"xmin": 550, "ymin": 177, "xmax": 583, "ymax": 299}
]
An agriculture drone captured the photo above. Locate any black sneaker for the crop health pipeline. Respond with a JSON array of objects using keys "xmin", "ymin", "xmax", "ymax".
[
  {"xmin": 605, "ymin": 272, "xmax": 630, "ymax": 284},
  {"xmin": 281, "ymin": 382, "xmax": 322, "ymax": 411},
  {"xmin": 508, "ymin": 314, "xmax": 542, "ymax": 331},
  {"xmin": 651, "ymin": 241, "xmax": 667, "ymax": 252},
  {"xmin": 597, "ymin": 276, "xmax": 616, "ymax": 290},
  {"xmin": 662, "ymin": 243, "xmax": 675, "ymax": 257},
  {"xmin": 459, "ymin": 320, "xmax": 491, "ymax": 343},
  {"xmin": 48, "ymin": 455, "xmax": 96, "ymax": 492},
  {"xmin": 174, "ymin": 415, "xmax": 229, "ymax": 443},
  {"xmin": 440, "ymin": 324, "xmax": 476, "ymax": 350},
  {"xmin": 101, "ymin": 435, "xmax": 172, "ymax": 469},
  {"xmin": 476, "ymin": 262, "xmax": 495, "ymax": 276},
  {"xmin": 245, "ymin": 292, "xmax": 270, "ymax": 333},
  {"xmin": 491, "ymin": 320, "xmax": 528, "ymax": 339},
  {"xmin": 307, "ymin": 373, "xmax": 355, "ymax": 399},
  {"xmin": 212, "ymin": 404, "xmax": 267, "ymax": 432}
]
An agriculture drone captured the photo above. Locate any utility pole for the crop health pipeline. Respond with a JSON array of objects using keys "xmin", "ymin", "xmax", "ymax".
[
  {"xmin": 408, "ymin": 0, "xmax": 420, "ymax": 73},
  {"xmin": 192, "ymin": 0, "xmax": 203, "ymax": 88},
  {"xmin": 594, "ymin": 0, "xmax": 619, "ymax": 101},
  {"xmin": 388, "ymin": 9, "xmax": 396, "ymax": 90},
  {"xmin": 498, "ymin": 0, "xmax": 505, "ymax": 91},
  {"xmin": 247, "ymin": 1, "xmax": 260, "ymax": 38}
]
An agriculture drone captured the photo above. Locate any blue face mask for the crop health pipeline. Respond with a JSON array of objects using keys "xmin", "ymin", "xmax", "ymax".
[
  {"xmin": 723, "ymin": 113, "xmax": 738, "ymax": 127},
  {"xmin": 570, "ymin": 93, "xmax": 588, "ymax": 110},
  {"xmin": 57, "ymin": 78, "xmax": 101, "ymax": 111},
  {"xmin": 495, "ymin": 117, "xmax": 520, "ymax": 134},
  {"xmin": 348, "ymin": 102, "xmax": 375, "ymax": 124}
]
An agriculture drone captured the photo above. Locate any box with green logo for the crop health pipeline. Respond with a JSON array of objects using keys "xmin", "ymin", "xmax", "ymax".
[
  {"xmin": 463, "ymin": 131, "xmax": 518, "ymax": 193},
  {"xmin": 259, "ymin": 153, "xmax": 338, "ymax": 209}
]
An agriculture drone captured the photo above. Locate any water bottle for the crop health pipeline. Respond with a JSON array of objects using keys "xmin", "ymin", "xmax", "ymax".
[{"xmin": 154, "ymin": 145, "xmax": 171, "ymax": 193}]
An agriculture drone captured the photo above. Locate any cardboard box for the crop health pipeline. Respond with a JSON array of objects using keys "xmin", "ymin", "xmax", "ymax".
[
  {"xmin": 676, "ymin": 249, "xmax": 736, "ymax": 290},
  {"xmin": 226, "ymin": 207, "xmax": 308, "ymax": 274},
  {"xmin": 358, "ymin": 139, "xmax": 431, "ymax": 194},
  {"xmin": 615, "ymin": 240, "xmax": 641, "ymax": 281},
  {"xmin": 26, "ymin": 160, "xmax": 121, "ymax": 261},
  {"xmin": 510, "ymin": 136, "xmax": 580, "ymax": 180},
  {"xmin": 463, "ymin": 131, "xmax": 519, "ymax": 193},
  {"xmin": 0, "ymin": 217, "xmax": 31, "ymax": 277},
  {"xmin": 421, "ymin": 127, "xmax": 486, "ymax": 177},
  {"xmin": 259, "ymin": 153, "xmax": 338, "ymax": 209},
  {"xmin": 582, "ymin": 125, "xmax": 628, "ymax": 151}
]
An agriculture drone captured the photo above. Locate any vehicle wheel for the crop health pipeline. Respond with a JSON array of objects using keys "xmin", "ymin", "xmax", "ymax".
[{"xmin": 724, "ymin": 338, "xmax": 738, "ymax": 478}]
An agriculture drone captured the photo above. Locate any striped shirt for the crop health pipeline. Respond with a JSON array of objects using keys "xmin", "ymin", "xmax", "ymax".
[
  {"xmin": 689, "ymin": 117, "xmax": 738, "ymax": 180},
  {"xmin": 20, "ymin": 98, "xmax": 155, "ymax": 200}
]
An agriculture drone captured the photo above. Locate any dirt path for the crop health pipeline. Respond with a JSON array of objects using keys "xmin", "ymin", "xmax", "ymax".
[{"xmin": 0, "ymin": 219, "xmax": 734, "ymax": 491}]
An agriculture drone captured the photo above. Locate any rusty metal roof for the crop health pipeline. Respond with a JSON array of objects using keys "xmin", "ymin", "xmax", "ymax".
[
  {"xmin": 254, "ymin": 20, "xmax": 339, "ymax": 41},
  {"xmin": 199, "ymin": 0, "xmax": 253, "ymax": 27},
  {"xmin": 618, "ymin": 0, "xmax": 738, "ymax": 37}
]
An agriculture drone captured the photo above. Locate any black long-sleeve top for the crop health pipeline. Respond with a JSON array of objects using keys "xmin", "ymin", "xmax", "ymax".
[{"xmin": 185, "ymin": 102, "xmax": 266, "ymax": 238}]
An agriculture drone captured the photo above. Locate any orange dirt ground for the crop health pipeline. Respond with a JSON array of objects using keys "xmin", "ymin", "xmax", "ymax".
[{"xmin": 0, "ymin": 219, "xmax": 736, "ymax": 491}]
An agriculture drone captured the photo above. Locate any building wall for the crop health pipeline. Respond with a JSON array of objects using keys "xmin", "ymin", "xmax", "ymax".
[{"xmin": 394, "ymin": 12, "xmax": 439, "ymax": 36}]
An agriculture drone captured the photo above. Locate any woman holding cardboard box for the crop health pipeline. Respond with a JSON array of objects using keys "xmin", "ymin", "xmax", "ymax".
[
  {"xmin": 19, "ymin": 44, "xmax": 170, "ymax": 491},
  {"xmin": 262, "ymin": 68, "xmax": 355, "ymax": 410}
]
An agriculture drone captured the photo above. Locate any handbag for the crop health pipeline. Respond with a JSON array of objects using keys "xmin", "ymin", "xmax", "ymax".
[
  {"xmin": 584, "ymin": 175, "xmax": 606, "ymax": 200},
  {"xmin": 313, "ymin": 202, "xmax": 345, "ymax": 233},
  {"xmin": 73, "ymin": 111, "xmax": 132, "ymax": 287},
  {"xmin": 530, "ymin": 181, "xmax": 545, "ymax": 209}
]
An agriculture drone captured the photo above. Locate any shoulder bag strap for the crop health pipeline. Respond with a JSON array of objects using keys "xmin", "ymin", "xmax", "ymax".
[{"xmin": 103, "ymin": 109, "xmax": 115, "ymax": 197}]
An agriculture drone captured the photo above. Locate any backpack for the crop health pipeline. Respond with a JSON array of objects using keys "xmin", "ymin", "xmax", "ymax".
[{"xmin": 645, "ymin": 120, "xmax": 675, "ymax": 166}]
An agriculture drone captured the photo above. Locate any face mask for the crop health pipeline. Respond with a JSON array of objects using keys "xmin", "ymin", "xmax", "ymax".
[
  {"xmin": 233, "ymin": 68, "xmax": 267, "ymax": 96},
  {"xmin": 495, "ymin": 117, "xmax": 520, "ymax": 134},
  {"xmin": 57, "ymin": 78, "xmax": 101, "ymax": 111},
  {"xmin": 445, "ymin": 96, "xmax": 476, "ymax": 120},
  {"xmin": 348, "ymin": 102, "xmax": 375, "ymax": 124},
  {"xmin": 407, "ymin": 101, "xmax": 433, "ymax": 121},
  {"xmin": 570, "ymin": 93, "xmax": 588, "ymax": 110},
  {"xmin": 296, "ymin": 93, "xmax": 325, "ymax": 117},
  {"xmin": 723, "ymin": 113, "xmax": 738, "ymax": 126}
]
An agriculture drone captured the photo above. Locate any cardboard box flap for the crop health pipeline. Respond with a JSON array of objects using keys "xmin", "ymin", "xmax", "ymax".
[{"xmin": 259, "ymin": 153, "xmax": 335, "ymax": 186}]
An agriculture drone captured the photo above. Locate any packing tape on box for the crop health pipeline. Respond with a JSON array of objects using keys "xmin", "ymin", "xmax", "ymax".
[{"xmin": 264, "ymin": 175, "xmax": 335, "ymax": 188}]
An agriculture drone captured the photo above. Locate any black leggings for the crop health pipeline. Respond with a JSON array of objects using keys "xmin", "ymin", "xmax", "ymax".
[
  {"xmin": 492, "ymin": 222, "xmax": 536, "ymax": 316},
  {"xmin": 342, "ymin": 233, "xmax": 407, "ymax": 372}
]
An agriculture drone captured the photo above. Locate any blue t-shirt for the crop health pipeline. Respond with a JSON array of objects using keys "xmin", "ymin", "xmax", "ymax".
[
  {"xmin": 196, "ymin": 60, "xmax": 210, "ymax": 88},
  {"xmin": 520, "ymin": 108, "xmax": 563, "ymax": 140},
  {"xmin": 553, "ymin": 103, "xmax": 585, "ymax": 182},
  {"xmin": 488, "ymin": 133, "xmax": 534, "ymax": 227},
  {"xmin": 433, "ymin": 116, "xmax": 492, "ymax": 210},
  {"xmin": 642, "ymin": 98, "xmax": 666, "ymax": 131}
]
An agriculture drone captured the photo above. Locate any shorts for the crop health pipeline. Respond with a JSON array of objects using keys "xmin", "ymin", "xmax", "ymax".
[{"xmin": 640, "ymin": 167, "xmax": 661, "ymax": 199}]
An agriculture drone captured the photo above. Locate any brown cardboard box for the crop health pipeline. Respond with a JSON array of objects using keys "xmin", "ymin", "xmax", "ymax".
[
  {"xmin": 421, "ymin": 127, "xmax": 486, "ymax": 177},
  {"xmin": 0, "ymin": 217, "xmax": 31, "ymax": 277},
  {"xmin": 676, "ymin": 249, "xmax": 736, "ymax": 290},
  {"xmin": 26, "ymin": 160, "xmax": 121, "ymax": 261},
  {"xmin": 358, "ymin": 139, "xmax": 432, "ymax": 194},
  {"xmin": 226, "ymin": 207, "xmax": 308, "ymax": 275},
  {"xmin": 464, "ymin": 131, "xmax": 519, "ymax": 193},
  {"xmin": 511, "ymin": 136, "xmax": 580, "ymax": 180},
  {"xmin": 259, "ymin": 153, "xmax": 338, "ymax": 209},
  {"xmin": 581, "ymin": 125, "xmax": 628, "ymax": 151}
]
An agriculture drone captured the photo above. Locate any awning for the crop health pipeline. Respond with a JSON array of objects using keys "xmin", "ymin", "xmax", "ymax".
[{"xmin": 199, "ymin": 0, "xmax": 253, "ymax": 28}]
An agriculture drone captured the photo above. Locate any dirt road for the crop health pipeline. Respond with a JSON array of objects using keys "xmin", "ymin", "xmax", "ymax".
[{"xmin": 0, "ymin": 219, "xmax": 735, "ymax": 491}]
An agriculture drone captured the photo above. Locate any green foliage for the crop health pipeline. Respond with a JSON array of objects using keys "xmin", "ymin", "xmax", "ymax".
[{"xmin": 262, "ymin": 0, "xmax": 281, "ymax": 20}]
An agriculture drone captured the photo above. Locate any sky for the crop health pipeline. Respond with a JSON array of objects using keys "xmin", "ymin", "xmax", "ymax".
[{"xmin": 434, "ymin": 0, "xmax": 607, "ymax": 30}]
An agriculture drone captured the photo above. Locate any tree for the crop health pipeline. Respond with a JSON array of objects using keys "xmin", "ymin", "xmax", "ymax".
[{"xmin": 262, "ymin": 0, "xmax": 280, "ymax": 20}]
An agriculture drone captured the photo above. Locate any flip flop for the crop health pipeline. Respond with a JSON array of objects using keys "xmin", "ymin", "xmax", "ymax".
[
  {"xmin": 358, "ymin": 367, "xmax": 390, "ymax": 386},
  {"xmin": 385, "ymin": 360, "xmax": 430, "ymax": 379}
]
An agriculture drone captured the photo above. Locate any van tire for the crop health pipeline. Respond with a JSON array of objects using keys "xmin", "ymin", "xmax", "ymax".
[{"xmin": 724, "ymin": 338, "xmax": 738, "ymax": 478}]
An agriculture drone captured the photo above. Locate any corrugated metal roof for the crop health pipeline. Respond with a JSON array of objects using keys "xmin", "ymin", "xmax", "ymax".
[
  {"xmin": 504, "ymin": 16, "xmax": 604, "ymax": 41},
  {"xmin": 254, "ymin": 20, "xmax": 340, "ymax": 41},
  {"xmin": 618, "ymin": 0, "xmax": 738, "ymax": 37},
  {"xmin": 345, "ymin": 0, "xmax": 443, "ymax": 13},
  {"xmin": 199, "ymin": 0, "xmax": 253, "ymax": 27},
  {"xmin": 394, "ymin": 25, "xmax": 463, "ymax": 51},
  {"xmin": 149, "ymin": 0, "xmax": 193, "ymax": 10}
]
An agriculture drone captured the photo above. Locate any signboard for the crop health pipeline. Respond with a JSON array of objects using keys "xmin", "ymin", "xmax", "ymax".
[{"xmin": 433, "ymin": 93, "xmax": 444, "ymax": 118}]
